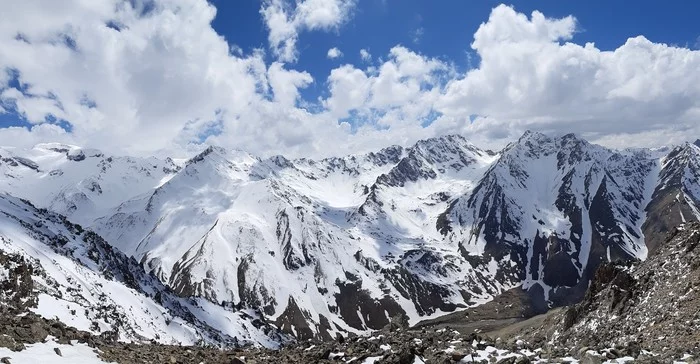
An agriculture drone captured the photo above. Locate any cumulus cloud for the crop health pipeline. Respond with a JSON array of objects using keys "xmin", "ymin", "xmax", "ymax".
[
  {"xmin": 261, "ymin": 0, "xmax": 356, "ymax": 62},
  {"xmin": 435, "ymin": 4, "xmax": 700, "ymax": 147},
  {"xmin": 267, "ymin": 62, "xmax": 313, "ymax": 107},
  {"xmin": 1, "ymin": 2, "xmax": 699, "ymax": 159},
  {"xmin": 324, "ymin": 46, "xmax": 446, "ymax": 120},
  {"xmin": 0, "ymin": 0, "xmax": 279, "ymax": 156},
  {"xmin": 327, "ymin": 47, "xmax": 343, "ymax": 59}
]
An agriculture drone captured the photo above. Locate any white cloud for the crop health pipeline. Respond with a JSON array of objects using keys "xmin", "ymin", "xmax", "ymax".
[
  {"xmin": 261, "ymin": 0, "xmax": 356, "ymax": 62},
  {"xmin": 0, "ymin": 0, "xmax": 316, "ymax": 156},
  {"xmin": 0, "ymin": 124, "xmax": 71, "ymax": 149},
  {"xmin": 1, "ymin": 2, "xmax": 699, "ymax": 160},
  {"xmin": 359, "ymin": 48, "xmax": 372, "ymax": 62},
  {"xmin": 327, "ymin": 47, "xmax": 343, "ymax": 59},
  {"xmin": 435, "ymin": 4, "xmax": 700, "ymax": 147},
  {"xmin": 323, "ymin": 46, "xmax": 446, "ymax": 121},
  {"xmin": 267, "ymin": 62, "xmax": 313, "ymax": 107}
]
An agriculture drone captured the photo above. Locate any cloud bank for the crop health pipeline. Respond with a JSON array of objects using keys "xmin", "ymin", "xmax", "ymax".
[{"xmin": 0, "ymin": 2, "xmax": 699, "ymax": 158}]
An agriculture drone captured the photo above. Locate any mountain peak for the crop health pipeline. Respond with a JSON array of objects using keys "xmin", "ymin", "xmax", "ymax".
[
  {"xmin": 186, "ymin": 145, "xmax": 258, "ymax": 166},
  {"xmin": 557, "ymin": 132, "xmax": 595, "ymax": 150},
  {"xmin": 517, "ymin": 130, "xmax": 551, "ymax": 144},
  {"xmin": 694, "ymin": 139, "xmax": 700, "ymax": 147},
  {"xmin": 413, "ymin": 134, "xmax": 469, "ymax": 147}
]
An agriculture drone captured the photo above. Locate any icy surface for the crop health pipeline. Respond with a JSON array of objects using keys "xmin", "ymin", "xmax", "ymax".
[{"xmin": 0, "ymin": 337, "xmax": 113, "ymax": 363}]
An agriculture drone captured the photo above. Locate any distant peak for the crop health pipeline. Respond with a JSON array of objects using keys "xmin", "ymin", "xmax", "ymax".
[
  {"xmin": 558, "ymin": 132, "xmax": 589, "ymax": 146},
  {"xmin": 267, "ymin": 154, "xmax": 293, "ymax": 168},
  {"xmin": 517, "ymin": 130, "xmax": 550, "ymax": 143},
  {"xmin": 185, "ymin": 146, "xmax": 227, "ymax": 165},
  {"xmin": 376, "ymin": 144, "xmax": 404, "ymax": 155},
  {"xmin": 694, "ymin": 139, "xmax": 700, "ymax": 147},
  {"xmin": 185, "ymin": 145, "xmax": 258, "ymax": 166},
  {"xmin": 34, "ymin": 143, "xmax": 102, "ymax": 161},
  {"xmin": 413, "ymin": 134, "xmax": 472, "ymax": 149}
]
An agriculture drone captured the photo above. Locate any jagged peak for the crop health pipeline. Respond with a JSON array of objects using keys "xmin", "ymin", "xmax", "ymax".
[
  {"xmin": 517, "ymin": 130, "xmax": 550, "ymax": 143},
  {"xmin": 406, "ymin": 135, "xmax": 484, "ymax": 163},
  {"xmin": 512, "ymin": 131, "xmax": 603, "ymax": 151},
  {"xmin": 411, "ymin": 134, "xmax": 472, "ymax": 149},
  {"xmin": 266, "ymin": 154, "xmax": 294, "ymax": 169},
  {"xmin": 500, "ymin": 130, "xmax": 552, "ymax": 155},
  {"xmin": 558, "ymin": 132, "xmax": 589, "ymax": 145},
  {"xmin": 666, "ymin": 141, "xmax": 700, "ymax": 159},
  {"xmin": 373, "ymin": 144, "xmax": 404, "ymax": 157},
  {"xmin": 185, "ymin": 145, "xmax": 259, "ymax": 166}
]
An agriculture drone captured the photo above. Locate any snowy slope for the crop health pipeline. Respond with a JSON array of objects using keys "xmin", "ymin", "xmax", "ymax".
[
  {"xmin": 90, "ymin": 138, "xmax": 508, "ymax": 340},
  {"xmin": 0, "ymin": 193, "xmax": 286, "ymax": 348},
  {"xmin": 443, "ymin": 132, "xmax": 659, "ymax": 304},
  {"xmin": 0, "ymin": 143, "xmax": 179, "ymax": 224},
  {"xmin": 0, "ymin": 338, "xmax": 112, "ymax": 364},
  {"xmin": 1, "ymin": 132, "xmax": 699, "ymax": 345}
]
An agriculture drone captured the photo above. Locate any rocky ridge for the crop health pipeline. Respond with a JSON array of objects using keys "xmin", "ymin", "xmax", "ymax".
[
  {"xmin": 0, "ymin": 133, "xmax": 699, "ymax": 345},
  {"xmin": 508, "ymin": 222, "xmax": 700, "ymax": 362}
]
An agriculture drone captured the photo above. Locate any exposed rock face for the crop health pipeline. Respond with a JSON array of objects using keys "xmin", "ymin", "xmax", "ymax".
[
  {"xmin": 0, "ymin": 251, "xmax": 36, "ymax": 315},
  {"xmin": 643, "ymin": 142, "xmax": 700, "ymax": 252},
  {"xmin": 0, "ymin": 194, "xmax": 287, "ymax": 348},
  {"xmin": 0, "ymin": 132, "xmax": 699, "ymax": 345},
  {"xmin": 445, "ymin": 132, "xmax": 662, "ymax": 306},
  {"xmin": 516, "ymin": 223, "xmax": 700, "ymax": 359}
]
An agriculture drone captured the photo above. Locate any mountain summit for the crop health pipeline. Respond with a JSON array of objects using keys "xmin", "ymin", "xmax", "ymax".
[{"xmin": 0, "ymin": 132, "xmax": 699, "ymax": 345}]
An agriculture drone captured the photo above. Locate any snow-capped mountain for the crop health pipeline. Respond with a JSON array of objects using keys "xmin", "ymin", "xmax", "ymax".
[
  {"xmin": 0, "ymin": 132, "xmax": 698, "ymax": 345},
  {"xmin": 0, "ymin": 193, "xmax": 286, "ymax": 348},
  {"xmin": 642, "ymin": 141, "xmax": 700, "ymax": 252},
  {"xmin": 442, "ymin": 132, "xmax": 661, "ymax": 305},
  {"xmin": 0, "ymin": 143, "xmax": 179, "ymax": 224}
]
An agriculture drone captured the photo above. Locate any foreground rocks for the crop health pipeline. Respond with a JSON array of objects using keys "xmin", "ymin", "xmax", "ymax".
[{"xmin": 511, "ymin": 223, "xmax": 700, "ymax": 362}]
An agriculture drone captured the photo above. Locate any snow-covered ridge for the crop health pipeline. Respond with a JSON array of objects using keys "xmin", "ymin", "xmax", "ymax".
[
  {"xmin": 0, "ymin": 132, "xmax": 698, "ymax": 345},
  {"xmin": 0, "ymin": 193, "xmax": 286, "ymax": 348}
]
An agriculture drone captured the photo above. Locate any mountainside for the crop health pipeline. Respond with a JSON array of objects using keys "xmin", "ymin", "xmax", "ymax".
[
  {"xmin": 513, "ymin": 222, "xmax": 700, "ymax": 361},
  {"xmin": 0, "ymin": 143, "xmax": 179, "ymax": 224},
  {"xmin": 0, "ymin": 193, "xmax": 286, "ymax": 348},
  {"xmin": 643, "ymin": 141, "xmax": 700, "ymax": 252},
  {"xmin": 443, "ymin": 132, "xmax": 663, "ymax": 306},
  {"xmin": 0, "ymin": 132, "xmax": 699, "ymax": 346}
]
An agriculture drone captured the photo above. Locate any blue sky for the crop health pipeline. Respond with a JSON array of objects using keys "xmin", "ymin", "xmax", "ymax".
[
  {"xmin": 1, "ymin": 0, "xmax": 699, "ymax": 157},
  {"xmin": 207, "ymin": 0, "xmax": 700, "ymax": 102}
]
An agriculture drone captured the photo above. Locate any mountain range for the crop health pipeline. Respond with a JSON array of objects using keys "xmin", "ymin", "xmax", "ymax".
[{"xmin": 0, "ymin": 132, "xmax": 698, "ymax": 346}]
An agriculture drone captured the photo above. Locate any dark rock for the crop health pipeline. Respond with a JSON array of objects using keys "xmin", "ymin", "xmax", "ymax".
[
  {"xmin": 496, "ymin": 357, "xmax": 516, "ymax": 364},
  {"xmin": 580, "ymin": 352, "xmax": 602, "ymax": 364},
  {"xmin": 515, "ymin": 357, "xmax": 531, "ymax": 364}
]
